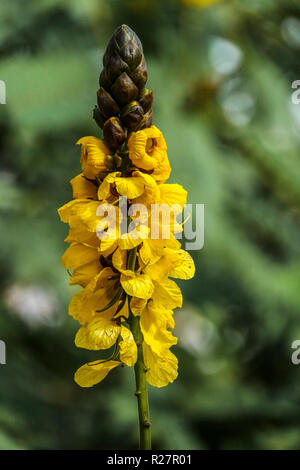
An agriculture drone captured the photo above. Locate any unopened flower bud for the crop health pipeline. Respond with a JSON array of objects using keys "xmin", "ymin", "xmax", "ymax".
[
  {"xmin": 139, "ymin": 89, "xmax": 154, "ymax": 113},
  {"xmin": 121, "ymin": 101, "xmax": 144, "ymax": 131},
  {"xmin": 93, "ymin": 106, "xmax": 106, "ymax": 129},
  {"xmin": 111, "ymin": 72, "xmax": 139, "ymax": 106},
  {"xmin": 99, "ymin": 69, "xmax": 111, "ymax": 90},
  {"xmin": 97, "ymin": 87, "xmax": 120, "ymax": 118},
  {"xmin": 104, "ymin": 51, "xmax": 129, "ymax": 83},
  {"xmin": 130, "ymin": 58, "xmax": 148, "ymax": 89},
  {"xmin": 120, "ymin": 39, "xmax": 142, "ymax": 69},
  {"xmin": 104, "ymin": 24, "xmax": 143, "ymax": 70},
  {"xmin": 103, "ymin": 117, "xmax": 126, "ymax": 152},
  {"xmin": 98, "ymin": 25, "xmax": 148, "ymax": 111}
]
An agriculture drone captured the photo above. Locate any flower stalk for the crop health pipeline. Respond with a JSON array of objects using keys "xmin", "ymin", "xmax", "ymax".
[
  {"xmin": 130, "ymin": 313, "xmax": 151, "ymax": 450},
  {"xmin": 127, "ymin": 245, "xmax": 151, "ymax": 449}
]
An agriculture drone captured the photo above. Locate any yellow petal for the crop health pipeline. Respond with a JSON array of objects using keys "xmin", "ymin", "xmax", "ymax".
[
  {"xmin": 77, "ymin": 136, "xmax": 109, "ymax": 179},
  {"xmin": 58, "ymin": 199, "xmax": 87, "ymax": 223},
  {"xmin": 99, "ymin": 237, "xmax": 118, "ymax": 255},
  {"xmin": 143, "ymin": 344, "xmax": 178, "ymax": 388},
  {"xmin": 139, "ymin": 240, "xmax": 160, "ymax": 266},
  {"xmin": 130, "ymin": 297, "xmax": 147, "ymax": 316},
  {"xmin": 166, "ymin": 249, "xmax": 195, "ymax": 280},
  {"xmin": 75, "ymin": 315, "xmax": 121, "ymax": 350},
  {"xmin": 112, "ymin": 248, "xmax": 132, "ymax": 275},
  {"xmin": 114, "ymin": 175, "xmax": 146, "ymax": 199},
  {"xmin": 133, "ymin": 171, "xmax": 160, "ymax": 206},
  {"xmin": 144, "ymin": 248, "xmax": 195, "ymax": 281},
  {"xmin": 119, "ymin": 326, "xmax": 137, "ymax": 366},
  {"xmin": 69, "ymin": 285, "xmax": 116, "ymax": 324},
  {"xmin": 65, "ymin": 226, "xmax": 100, "ymax": 247},
  {"xmin": 159, "ymin": 184, "xmax": 187, "ymax": 208},
  {"xmin": 70, "ymin": 259, "xmax": 102, "ymax": 287},
  {"xmin": 93, "ymin": 266, "xmax": 118, "ymax": 289},
  {"xmin": 118, "ymin": 224, "xmax": 149, "ymax": 250},
  {"xmin": 128, "ymin": 125, "xmax": 167, "ymax": 171},
  {"xmin": 98, "ymin": 172, "xmax": 121, "ymax": 200},
  {"xmin": 61, "ymin": 242, "xmax": 99, "ymax": 270},
  {"xmin": 74, "ymin": 360, "xmax": 120, "ymax": 388},
  {"xmin": 70, "ymin": 173, "xmax": 97, "ymax": 199},
  {"xmin": 69, "ymin": 200, "xmax": 104, "ymax": 232},
  {"xmin": 140, "ymin": 303, "xmax": 177, "ymax": 355},
  {"xmin": 59, "ymin": 199, "xmax": 104, "ymax": 232},
  {"xmin": 152, "ymin": 279, "xmax": 183, "ymax": 309},
  {"xmin": 121, "ymin": 273, "xmax": 154, "ymax": 300},
  {"xmin": 153, "ymin": 153, "xmax": 171, "ymax": 184}
]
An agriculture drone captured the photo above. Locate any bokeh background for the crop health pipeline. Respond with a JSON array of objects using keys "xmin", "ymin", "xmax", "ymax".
[{"xmin": 1, "ymin": 0, "xmax": 300, "ymax": 450}]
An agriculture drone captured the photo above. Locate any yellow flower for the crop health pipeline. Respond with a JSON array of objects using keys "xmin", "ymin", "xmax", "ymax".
[
  {"xmin": 70, "ymin": 173, "xmax": 98, "ymax": 199},
  {"xmin": 152, "ymin": 278, "xmax": 183, "ymax": 310},
  {"xmin": 61, "ymin": 242, "xmax": 102, "ymax": 287},
  {"xmin": 98, "ymin": 170, "xmax": 160, "ymax": 206},
  {"xmin": 58, "ymin": 199, "xmax": 121, "ymax": 254},
  {"xmin": 59, "ymin": 139, "xmax": 194, "ymax": 387},
  {"xmin": 140, "ymin": 302, "xmax": 177, "ymax": 356},
  {"xmin": 75, "ymin": 314, "xmax": 121, "ymax": 350},
  {"xmin": 119, "ymin": 326, "xmax": 137, "ymax": 366},
  {"xmin": 128, "ymin": 126, "xmax": 171, "ymax": 183},
  {"xmin": 143, "ymin": 343, "xmax": 178, "ymax": 388},
  {"xmin": 121, "ymin": 272, "xmax": 154, "ymax": 300},
  {"xmin": 130, "ymin": 297, "xmax": 148, "ymax": 316},
  {"xmin": 75, "ymin": 360, "xmax": 120, "ymax": 388},
  {"xmin": 74, "ymin": 325, "xmax": 137, "ymax": 388},
  {"xmin": 118, "ymin": 224, "xmax": 149, "ymax": 251},
  {"xmin": 76, "ymin": 136, "xmax": 110, "ymax": 180},
  {"xmin": 58, "ymin": 199, "xmax": 101, "ymax": 232},
  {"xmin": 68, "ymin": 267, "xmax": 122, "ymax": 324},
  {"xmin": 139, "ymin": 235, "xmax": 181, "ymax": 266},
  {"xmin": 144, "ymin": 247, "xmax": 195, "ymax": 282},
  {"xmin": 65, "ymin": 226, "xmax": 100, "ymax": 248}
]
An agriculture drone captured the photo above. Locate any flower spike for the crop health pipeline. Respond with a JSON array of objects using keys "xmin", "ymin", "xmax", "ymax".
[{"xmin": 58, "ymin": 25, "xmax": 195, "ymax": 451}]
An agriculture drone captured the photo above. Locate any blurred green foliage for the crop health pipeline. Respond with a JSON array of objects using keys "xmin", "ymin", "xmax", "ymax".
[{"xmin": 1, "ymin": 0, "xmax": 300, "ymax": 450}]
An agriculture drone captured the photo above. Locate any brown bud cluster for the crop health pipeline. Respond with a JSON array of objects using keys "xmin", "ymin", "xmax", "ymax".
[{"xmin": 93, "ymin": 25, "xmax": 154, "ymax": 152}]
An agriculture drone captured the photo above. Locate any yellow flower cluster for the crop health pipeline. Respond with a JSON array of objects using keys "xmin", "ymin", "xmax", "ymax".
[{"xmin": 58, "ymin": 125, "xmax": 195, "ymax": 388}]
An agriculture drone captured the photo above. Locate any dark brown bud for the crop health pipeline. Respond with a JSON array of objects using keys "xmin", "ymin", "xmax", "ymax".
[
  {"xmin": 121, "ymin": 101, "xmax": 144, "ymax": 131},
  {"xmin": 97, "ymin": 88, "xmax": 120, "ymax": 119},
  {"xmin": 120, "ymin": 39, "xmax": 142, "ymax": 70},
  {"xmin": 103, "ymin": 117, "xmax": 126, "ymax": 152},
  {"xmin": 130, "ymin": 58, "xmax": 147, "ymax": 89},
  {"xmin": 100, "ymin": 25, "xmax": 147, "ymax": 109},
  {"xmin": 139, "ymin": 88, "xmax": 153, "ymax": 113},
  {"xmin": 93, "ymin": 106, "xmax": 106, "ymax": 129},
  {"xmin": 99, "ymin": 69, "xmax": 111, "ymax": 90},
  {"xmin": 111, "ymin": 72, "xmax": 139, "ymax": 106},
  {"xmin": 105, "ymin": 25, "xmax": 143, "ymax": 68},
  {"xmin": 95, "ymin": 26, "xmax": 150, "ymax": 131},
  {"xmin": 104, "ymin": 51, "xmax": 129, "ymax": 82},
  {"xmin": 139, "ymin": 110, "xmax": 153, "ymax": 130}
]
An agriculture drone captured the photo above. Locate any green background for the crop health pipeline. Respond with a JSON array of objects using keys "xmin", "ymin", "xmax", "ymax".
[{"xmin": 1, "ymin": 0, "xmax": 300, "ymax": 450}]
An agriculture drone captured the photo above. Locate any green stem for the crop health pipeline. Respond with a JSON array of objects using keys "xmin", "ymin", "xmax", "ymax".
[
  {"xmin": 130, "ymin": 315, "xmax": 152, "ymax": 450},
  {"xmin": 127, "ymin": 246, "xmax": 152, "ymax": 450}
]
